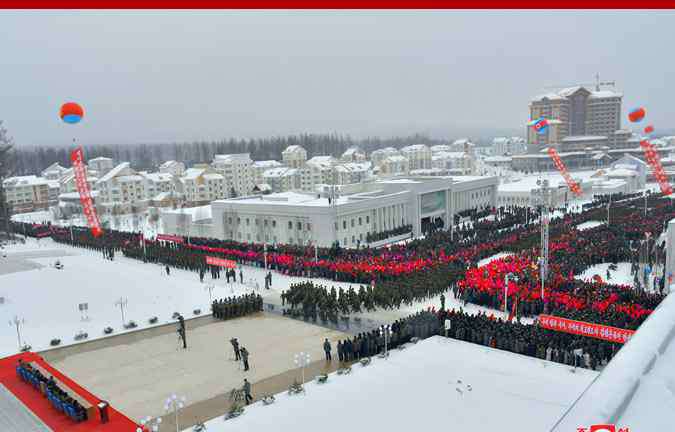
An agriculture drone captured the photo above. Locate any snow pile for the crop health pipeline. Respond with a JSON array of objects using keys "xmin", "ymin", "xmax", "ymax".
[
  {"xmin": 576, "ymin": 220, "xmax": 605, "ymax": 231},
  {"xmin": 477, "ymin": 252, "xmax": 514, "ymax": 268},
  {"xmin": 552, "ymin": 292, "xmax": 675, "ymax": 431},
  {"xmin": 194, "ymin": 336, "xmax": 596, "ymax": 432}
]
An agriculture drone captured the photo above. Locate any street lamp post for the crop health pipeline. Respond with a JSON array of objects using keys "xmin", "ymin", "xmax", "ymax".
[
  {"xmin": 8, "ymin": 316, "xmax": 25, "ymax": 350},
  {"xmin": 115, "ymin": 297, "xmax": 128, "ymax": 327},
  {"xmin": 137, "ymin": 416, "xmax": 162, "ymax": 432},
  {"xmin": 294, "ymin": 352, "xmax": 311, "ymax": 393},
  {"xmin": 164, "ymin": 394, "xmax": 186, "ymax": 432},
  {"xmin": 379, "ymin": 325, "xmax": 391, "ymax": 358}
]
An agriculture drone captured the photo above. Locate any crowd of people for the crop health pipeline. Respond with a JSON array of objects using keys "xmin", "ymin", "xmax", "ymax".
[
  {"xmin": 212, "ymin": 294, "xmax": 263, "ymax": 321},
  {"xmin": 16, "ymin": 359, "xmax": 89, "ymax": 422}
]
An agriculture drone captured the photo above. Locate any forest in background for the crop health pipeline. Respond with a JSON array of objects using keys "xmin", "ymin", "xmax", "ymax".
[{"xmin": 11, "ymin": 133, "xmax": 454, "ymax": 175}]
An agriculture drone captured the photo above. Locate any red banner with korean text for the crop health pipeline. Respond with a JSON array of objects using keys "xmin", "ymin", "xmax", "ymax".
[
  {"xmin": 69, "ymin": 147, "xmax": 103, "ymax": 237},
  {"xmin": 156, "ymin": 234, "xmax": 185, "ymax": 243},
  {"xmin": 538, "ymin": 314, "xmax": 634, "ymax": 344},
  {"xmin": 206, "ymin": 256, "xmax": 237, "ymax": 268}
]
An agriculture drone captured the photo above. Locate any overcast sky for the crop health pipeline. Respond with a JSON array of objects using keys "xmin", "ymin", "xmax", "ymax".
[{"xmin": 1, "ymin": 11, "xmax": 674, "ymax": 147}]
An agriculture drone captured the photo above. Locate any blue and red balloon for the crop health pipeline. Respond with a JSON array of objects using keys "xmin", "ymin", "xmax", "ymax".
[{"xmin": 60, "ymin": 102, "xmax": 84, "ymax": 124}]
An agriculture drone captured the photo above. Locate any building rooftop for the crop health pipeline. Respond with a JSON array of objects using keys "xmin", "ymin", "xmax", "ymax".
[
  {"xmin": 252, "ymin": 160, "xmax": 283, "ymax": 169},
  {"xmin": 182, "ymin": 167, "xmax": 206, "ymax": 180},
  {"xmin": 3, "ymin": 175, "xmax": 49, "ymax": 187},
  {"xmin": 400, "ymin": 144, "xmax": 431, "ymax": 152},
  {"xmin": 97, "ymin": 162, "xmax": 131, "ymax": 184},
  {"xmin": 562, "ymin": 135, "xmax": 608, "ymax": 142}
]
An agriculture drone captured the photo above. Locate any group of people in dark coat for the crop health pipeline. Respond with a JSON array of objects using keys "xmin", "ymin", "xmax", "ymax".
[{"xmin": 212, "ymin": 294, "xmax": 263, "ymax": 321}]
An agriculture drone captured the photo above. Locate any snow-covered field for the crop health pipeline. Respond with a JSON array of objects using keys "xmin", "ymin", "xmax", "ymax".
[
  {"xmin": 477, "ymin": 251, "xmax": 514, "ymax": 268},
  {"xmin": 192, "ymin": 336, "xmax": 597, "ymax": 432}
]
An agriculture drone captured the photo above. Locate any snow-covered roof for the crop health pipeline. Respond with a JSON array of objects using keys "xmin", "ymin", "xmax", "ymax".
[
  {"xmin": 97, "ymin": 162, "xmax": 131, "ymax": 184},
  {"xmin": 591, "ymin": 153, "xmax": 611, "ymax": 160},
  {"xmin": 213, "ymin": 153, "xmax": 252, "ymax": 163},
  {"xmin": 182, "ymin": 168, "xmax": 206, "ymax": 180},
  {"xmin": 607, "ymin": 168, "xmax": 637, "ymax": 177},
  {"xmin": 307, "ymin": 156, "xmax": 337, "ymax": 168},
  {"xmin": 384, "ymin": 155, "xmax": 408, "ymax": 163},
  {"xmin": 371, "ymin": 147, "xmax": 399, "ymax": 155},
  {"xmin": 143, "ymin": 172, "xmax": 174, "ymax": 182},
  {"xmin": 532, "ymin": 86, "xmax": 622, "ymax": 102},
  {"xmin": 3, "ymin": 175, "xmax": 49, "ymax": 187},
  {"xmin": 263, "ymin": 167, "xmax": 298, "ymax": 178},
  {"xmin": 253, "ymin": 183, "xmax": 272, "ymax": 192},
  {"xmin": 433, "ymin": 151, "xmax": 468, "ymax": 160},
  {"xmin": 562, "ymin": 135, "xmax": 608, "ymax": 142},
  {"xmin": 282, "ymin": 145, "xmax": 306, "ymax": 154},
  {"xmin": 334, "ymin": 162, "xmax": 371, "ymax": 173},
  {"xmin": 452, "ymin": 138, "xmax": 473, "ymax": 146},
  {"xmin": 116, "ymin": 174, "xmax": 143, "ymax": 183},
  {"xmin": 252, "ymin": 160, "xmax": 283, "ymax": 169},
  {"xmin": 159, "ymin": 160, "xmax": 181, "ymax": 169},
  {"xmin": 163, "ymin": 205, "xmax": 212, "ymax": 221},
  {"xmin": 58, "ymin": 190, "xmax": 100, "ymax": 200},
  {"xmin": 430, "ymin": 144, "xmax": 453, "ymax": 153},
  {"xmin": 400, "ymin": 144, "xmax": 431, "ymax": 152}
]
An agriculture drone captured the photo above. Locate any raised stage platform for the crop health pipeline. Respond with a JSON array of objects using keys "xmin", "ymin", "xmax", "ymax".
[{"xmin": 0, "ymin": 352, "xmax": 139, "ymax": 432}]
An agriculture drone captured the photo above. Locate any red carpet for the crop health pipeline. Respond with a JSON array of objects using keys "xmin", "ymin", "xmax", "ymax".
[{"xmin": 0, "ymin": 352, "xmax": 140, "ymax": 432}]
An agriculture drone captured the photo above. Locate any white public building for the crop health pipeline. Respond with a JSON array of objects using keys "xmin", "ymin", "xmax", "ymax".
[{"xmin": 161, "ymin": 175, "xmax": 498, "ymax": 248}]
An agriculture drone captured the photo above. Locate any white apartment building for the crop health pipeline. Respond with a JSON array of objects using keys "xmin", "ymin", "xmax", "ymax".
[
  {"xmin": 142, "ymin": 172, "xmax": 177, "ymax": 200},
  {"xmin": 159, "ymin": 160, "xmax": 186, "ymax": 177},
  {"xmin": 263, "ymin": 167, "xmax": 300, "ymax": 193},
  {"xmin": 251, "ymin": 160, "xmax": 283, "ymax": 185},
  {"xmin": 162, "ymin": 175, "xmax": 498, "ymax": 248},
  {"xmin": 95, "ymin": 162, "xmax": 146, "ymax": 210},
  {"xmin": 379, "ymin": 155, "xmax": 410, "ymax": 176},
  {"xmin": 430, "ymin": 145, "xmax": 453, "ymax": 154},
  {"xmin": 334, "ymin": 162, "xmax": 371, "ymax": 185},
  {"xmin": 400, "ymin": 144, "xmax": 432, "ymax": 170},
  {"xmin": 59, "ymin": 169, "xmax": 98, "ymax": 194},
  {"xmin": 2, "ymin": 175, "xmax": 51, "ymax": 213},
  {"xmin": 307, "ymin": 156, "xmax": 338, "ymax": 186},
  {"xmin": 212, "ymin": 153, "xmax": 255, "ymax": 197},
  {"xmin": 493, "ymin": 137, "xmax": 527, "ymax": 156},
  {"xmin": 180, "ymin": 167, "xmax": 226, "ymax": 205},
  {"xmin": 88, "ymin": 157, "xmax": 115, "ymax": 176},
  {"xmin": 370, "ymin": 147, "xmax": 400, "ymax": 168},
  {"xmin": 450, "ymin": 139, "xmax": 475, "ymax": 153},
  {"xmin": 431, "ymin": 151, "xmax": 471, "ymax": 173},
  {"xmin": 341, "ymin": 146, "xmax": 367, "ymax": 163},
  {"xmin": 282, "ymin": 145, "xmax": 308, "ymax": 168}
]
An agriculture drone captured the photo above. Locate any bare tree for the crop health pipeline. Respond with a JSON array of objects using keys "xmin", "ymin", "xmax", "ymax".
[{"xmin": 0, "ymin": 121, "xmax": 15, "ymax": 237}]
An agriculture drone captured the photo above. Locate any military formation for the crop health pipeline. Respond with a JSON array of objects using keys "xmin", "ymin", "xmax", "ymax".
[{"xmin": 212, "ymin": 293, "xmax": 263, "ymax": 321}]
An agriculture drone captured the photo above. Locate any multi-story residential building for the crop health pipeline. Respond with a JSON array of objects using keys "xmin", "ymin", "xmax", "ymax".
[
  {"xmin": 341, "ymin": 146, "xmax": 367, "ymax": 163},
  {"xmin": 527, "ymin": 85, "xmax": 622, "ymax": 152},
  {"xmin": 142, "ymin": 172, "xmax": 177, "ymax": 200},
  {"xmin": 263, "ymin": 167, "xmax": 300, "ymax": 192},
  {"xmin": 334, "ymin": 162, "xmax": 371, "ymax": 185},
  {"xmin": 431, "ymin": 151, "xmax": 471, "ymax": 174},
  {"xmin": 307, "ymin": 156, "xmax": 338, "ymax": 186},
  {"xmin": 88, "ymin": 157, "xmax": 115, "ymax": 176},
  {"xmin": 2, "ymin": 175, "xmax": 51, "ymax": 213},
  {"xmin": 251, "ymin": 160, "xmax": 283, "ymax": 185},
  {"xmin": 430, "ymin": 144, "xmax": 453, "ymax": 154},
  {"xmin": 95, "ymin": 163, "xmax": 146, "ymax": 210},
  {"xmin": 379, "ymin": 155, "xmax": 410, "ymax": 176},
  {"xmin": 180, "ymin": 167, "xmax": 226, "ymax": 205},
  {"xmin": 212, "ymin": 153, "xmax": 255, "ymax": 197},
  {"xmin": 59, "ymin": 169, "xmax": 97, "ymax": 194},
  {"xmin": 400, "ymin": 144, "xmax": 432, "ymax": 171},
  {"xmin": 449, "ymin": 139, "xmax": 475, "ymax": 153},
  {"xmin": 370, "ymin": 147, "xmax": 400, "ymax": 168},
  {"xmin": 281, "ymin": 145, "xmax": 308, "ymax": 168},
  {"xmin": 159, "ymin": 160, "xmax": 186, "ymax": 177}
]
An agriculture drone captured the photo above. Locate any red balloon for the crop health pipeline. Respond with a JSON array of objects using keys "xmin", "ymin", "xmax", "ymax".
[
  {"xmin": 628, "ymin": 107, "xmax": 646, "ymax": 123},
  {"xmin": 644, "ymin": 125, "xmax": 655, "ymax": 134}
]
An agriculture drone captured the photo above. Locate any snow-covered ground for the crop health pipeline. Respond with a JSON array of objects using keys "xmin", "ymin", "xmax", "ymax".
[
  {"xmin": 576, "ymin": 220, "xmax": 605, "ymax": 231},
  {"xmin": 575, "ymin": 262, "xmax": 634, "ymax": 287},
  {"xmin": 192, "ymin": 336, "xmax": 597, "ymax": 432},
  {"xmin": 477, "ymin": 251, "xmax": 514, "ymax": 268}
]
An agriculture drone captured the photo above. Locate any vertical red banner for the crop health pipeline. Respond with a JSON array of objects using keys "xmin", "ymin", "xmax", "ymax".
[
  {"xmin": 70, "ymin": 147, "xmax": 103, "ymax": 237},
  {"xmin": 547, "ymin": 148, "xmax": 582, "ymax": 196}
]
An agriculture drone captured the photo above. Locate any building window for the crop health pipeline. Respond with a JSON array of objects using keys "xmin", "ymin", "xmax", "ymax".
[
  {"xmin": 358, "ymin": 217, "xmax": 362, "ymax": 226},
  {"xmin": 246, "ymin": 218, "xmax": 250, "ymax": 226},
  {"xmin": 307, "ymin": 223, "xmax": 312, "ymax": 231},
  {"xmin": 366, "ymin": 216, "xmax": 370, "ymax": 224},
  {"xmin": 264, "ymin": 219, "xmax": 268, "ymax": 227},
  {"xmin": 288, "ymin": 221, "xmax": 293, "ymax": 229},
  {"xmin": 352, "ymin": 235, "xmax": 355, "ymax": 244},
  {"xmin": 297, "ymin": 222, "xmax": 302, "ymax": 230},
  {"xmin": 335, "ymin": 222, "xmax": 338, "ymax": 231},
  {"xmin": 351, "ymin": 219, "xmax": 355, "ymax": 228},
  {"xmin": 272, "ymin": 220, "xmax": 276, "ymax": 228},
  {"xmin": 343, "ymin": 221, "xmax": 347, "ymax": 230},
  {"xmin": 344, "ymin": 237, "xmax": 348, "ymax": 245}
]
